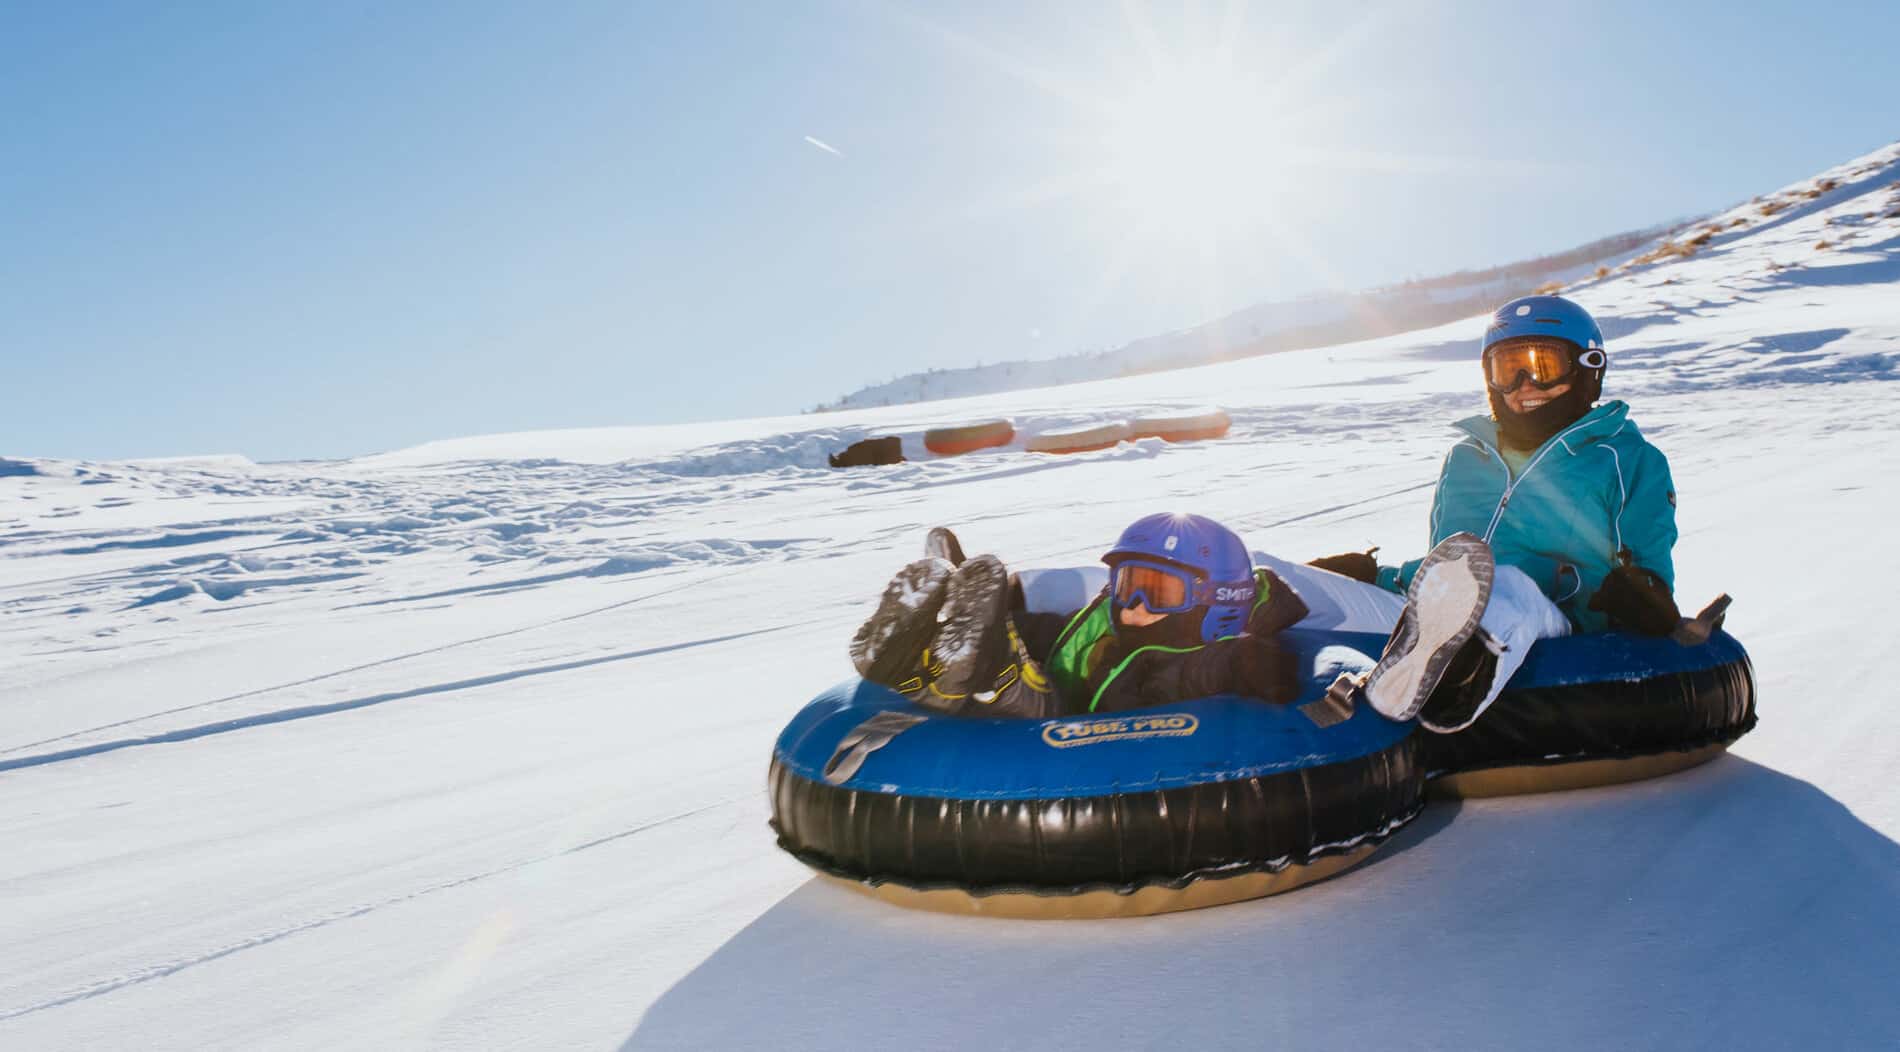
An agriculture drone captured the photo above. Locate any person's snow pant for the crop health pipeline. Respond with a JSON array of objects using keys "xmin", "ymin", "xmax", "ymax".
[{"xmin": 1253, "ymin": 551, "xmax": 1572, "ymax": 712}]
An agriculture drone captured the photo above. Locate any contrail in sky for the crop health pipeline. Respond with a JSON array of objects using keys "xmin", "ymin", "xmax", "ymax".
[{"xmin": 803, "ymin": 135, "xmax": 843, "ymax": 157}]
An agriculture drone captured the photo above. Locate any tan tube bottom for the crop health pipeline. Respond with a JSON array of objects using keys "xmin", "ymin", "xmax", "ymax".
[
  {"xmin": 820, "ymin": 842, "xmax": 1381, "ymax": 920},
  {"xmin": 1431, "ymin": 742, "xmax": 1730, "ymax": 799}
]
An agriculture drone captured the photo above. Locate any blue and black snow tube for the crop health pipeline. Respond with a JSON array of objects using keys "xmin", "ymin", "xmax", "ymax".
[
  {"xmin": 769, "ymin": 629, "xmax": 1422, "ymax": 918},
  {"xmin": 1419, "ymin": 627, "xmax": 1757, "ymax": 797},
  {"xmin": 769, "ymin": 626, "xmax": 1757, "ymax": 916}
]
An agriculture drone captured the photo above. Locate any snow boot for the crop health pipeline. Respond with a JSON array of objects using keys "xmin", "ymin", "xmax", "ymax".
[
  {"xmin": 1416, "ymin": 629, "xmax": 1506, "ymax": 733},
  {"xmin": 849, "ymin": 557, "xmax": 955, "ymax": 697},
  {"xmin": 926, "ymin": 555, "xmax": 1060, "ymax": 718},
  {"xmin": 926, "ymin": 526, "xmax": 1044, "ymax": 612},
  {"xmin": 977, "ymin": 617, "xmax": 1062, "ymax": 719},
  {"xmin": 1362, "ymin": 532, "xmax": 1496, "ymax": 723},
  {"xmin": 925, "ymin": 525, "xmax": 967, "ymax": 567}
]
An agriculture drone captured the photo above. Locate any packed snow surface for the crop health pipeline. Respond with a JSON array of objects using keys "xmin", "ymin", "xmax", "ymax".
[{"xmin": 5, "ymin": 144, "xmax": 1900, "ymax": 1050}]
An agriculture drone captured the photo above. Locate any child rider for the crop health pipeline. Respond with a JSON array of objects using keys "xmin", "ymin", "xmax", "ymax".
[{"xmin": 850, "ymin": 513, "xmax": 1309, "ymax": 718}]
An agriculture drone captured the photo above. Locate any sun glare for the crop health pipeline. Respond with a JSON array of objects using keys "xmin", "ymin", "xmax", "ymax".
[
  {"xmin": 888, "ymin": 4, "xmax": 1440, "ymax": 315},
  {"xmin": 1096, "ymin": 66, "xmax": 1300, "ymax": 233}
]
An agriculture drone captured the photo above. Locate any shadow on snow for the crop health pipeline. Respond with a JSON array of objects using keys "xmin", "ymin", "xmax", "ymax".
[{"xmin": 627, "ymin": 756, "xmax": 1900, "ymax": 1050}]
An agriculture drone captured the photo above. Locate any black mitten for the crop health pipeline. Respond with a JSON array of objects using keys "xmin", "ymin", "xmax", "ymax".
[
  {"xmin": 1245, "ymin": 569, "xmax": 1311, "ymax": 636},
  {"xmin": 1589, "ymin": 564, "xmax": 1680, "ymax": 636},
  {"xmin": 1307, "ymin": 549, "xmax": 1379, "ymax": 584}
]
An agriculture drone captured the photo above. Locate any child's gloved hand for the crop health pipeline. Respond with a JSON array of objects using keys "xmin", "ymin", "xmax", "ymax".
[
  {"xmin": 1246, "ymin": 568, "xmax": 1310, "ymax": 636},
  {"xmin": 1307, "ymin": 549, "xmax": 1379, "ymax": 584},
  {"xmin": 1589, "ymin": 564, "xmax": 1680, "ymax": 635}
]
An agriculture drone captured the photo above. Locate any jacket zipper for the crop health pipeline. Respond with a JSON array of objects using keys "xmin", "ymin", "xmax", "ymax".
[{"xmin": 1472, "ymin": 417, "xmax": 1599, "ymax": 543}]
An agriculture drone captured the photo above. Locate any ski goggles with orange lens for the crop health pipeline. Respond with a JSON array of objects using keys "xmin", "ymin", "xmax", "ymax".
[
  {"xmin": 1110, "ymin": 561, "xmax": 1199, "ymax": 614},
  {"xmin": 1483, "ymin": 338, "xmax": 1603, "ymax": 392}
]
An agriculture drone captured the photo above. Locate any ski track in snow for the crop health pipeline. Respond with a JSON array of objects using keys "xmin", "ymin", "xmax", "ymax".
[
  {"xmin": 0, "ymin": 798, "xmax": 743, "ymax": 1024},
  {"xmin": 0, "ymin": 563, "xmax": 759, "ymax": 757},
  {"xmin": 0, "ymin": 625, "xmax": 797, "ymax": 774},
  {"xmin": 3, "ymin": 141, "xmax": 1900, "ymax": 1050}
]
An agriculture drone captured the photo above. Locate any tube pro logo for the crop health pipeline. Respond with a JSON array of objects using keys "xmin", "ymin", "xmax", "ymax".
[{"xmin": 1041, "ymin": 714, "xmax": 1200, "ymax": 748}]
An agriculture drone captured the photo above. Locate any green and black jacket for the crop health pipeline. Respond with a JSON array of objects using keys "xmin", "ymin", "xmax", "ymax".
[{"xmin": 1036, "ymin": 568, "xmax": 1307, "ymax": 713}]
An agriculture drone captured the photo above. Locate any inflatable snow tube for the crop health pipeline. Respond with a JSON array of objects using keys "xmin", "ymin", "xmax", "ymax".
[
  {"xmin": 769, "ymin": 630, "xmax": 1422, "ymax": 919},
  {"xmin": 828, "ymin": 435, "xmax": 904, "ymax": 468},
  {"xmin": 1418, "ymin": 628, "xmax": 1756, "ymax": 797},
  {"xmin": 1025, "ymin": 421, "xmax": 1134, "ymax": 455},
  {"xmin": 924, "ymin": 419, "xmax": 1015, "ymax": 456},
  {"xmin": 1131, "ymin": 407, "xmax": 1232, "ymax": 443}
]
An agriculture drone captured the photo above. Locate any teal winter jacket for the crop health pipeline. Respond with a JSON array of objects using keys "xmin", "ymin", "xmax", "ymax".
[{"xmin": 1375, "ymin": 401, "xmax": 1678, "ymax": 633}]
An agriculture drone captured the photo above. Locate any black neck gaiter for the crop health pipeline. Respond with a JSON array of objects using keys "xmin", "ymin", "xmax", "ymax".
[
  {"xmin": 1489, "ymin": 384, "xmax": 1595, "ymax": 453},
  {"xmin": 1111, "ymin": 608, "xmax": 1206, "ymax": 652}
]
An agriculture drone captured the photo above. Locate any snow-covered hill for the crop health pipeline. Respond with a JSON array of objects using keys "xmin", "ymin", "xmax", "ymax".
[
  {"xmin": 3, "ymin": 141, "xmax": 1899, "ymax": 1050},
  {"xmin": 815, "ymin": 225, "xmax": 1672, "ymax": 412}
]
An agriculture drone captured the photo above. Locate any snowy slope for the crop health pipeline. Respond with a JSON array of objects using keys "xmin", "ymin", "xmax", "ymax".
[
  {"xmin": 3, "ymin": 142, "xmax": 1899, "ymax": 1050},
  {"xmin": 816, "ymin": 226, "xmax": 1670, "ymax": 412}
]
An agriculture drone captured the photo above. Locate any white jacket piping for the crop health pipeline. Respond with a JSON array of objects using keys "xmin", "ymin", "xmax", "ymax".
[
  {"xmin": 1602, "ymin": 443, "xmax": 1628, "ymax": 553},
  {"xmin": 1475, "ymin": 415, "xmax": 1612, "ymax": 544}
]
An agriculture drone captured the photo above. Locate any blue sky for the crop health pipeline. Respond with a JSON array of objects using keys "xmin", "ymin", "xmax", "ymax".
[{"xmin": 5, "ymin": 0, "xmax": 1897, "ymax": 461}]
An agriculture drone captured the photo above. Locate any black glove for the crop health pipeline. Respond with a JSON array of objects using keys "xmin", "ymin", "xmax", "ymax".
[
  {"xmin": 1245, "ymin": 569, "xmax": 1311, "ymax": 636},
  {"xmin": 1589, "ymin": 564, "xmax": 1680, "ymax": 636},
  {"xmin": 1307, "ymin": 548, "xmax": 1379, "ymax": 584}
]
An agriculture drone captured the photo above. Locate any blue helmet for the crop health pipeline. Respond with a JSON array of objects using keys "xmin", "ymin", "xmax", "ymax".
[
  {"xmin": 1482, "ymin": 294, "xmax": 1604, "ymax": 353},
  {"xmin": 1102, "ymin": 512, "xmax": 1255, "ymax": 642},
  {"xmin": 1482, "ymin": 295, "xmax": 1607, "ymax": 402}
]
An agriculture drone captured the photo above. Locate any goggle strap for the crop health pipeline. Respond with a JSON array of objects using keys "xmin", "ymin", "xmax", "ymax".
[
  {"xmin": 1111, "ymin": 561, "xmax": 1257, "ymax": 612},
  {"xmin": 1195, "ymin": 578, "xmax": 1258, "ymax": 607}
]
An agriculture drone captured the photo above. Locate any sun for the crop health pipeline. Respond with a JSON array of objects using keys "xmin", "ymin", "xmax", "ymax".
[
  {"xmin": 881, "ymin": 5, "xmax": 1457, "ymax": 309},
  {"xmin": 1093, "ymin": 65, "xmax": 1304, "ymax": 234}
]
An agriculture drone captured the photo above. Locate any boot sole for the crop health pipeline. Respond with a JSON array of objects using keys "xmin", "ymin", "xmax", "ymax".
[
  {"xmin": 1364, "ymin": 533, "xmax": 1495, "ymax": 722},
  {"xmin": 931, "ymin": 555, "xmax": 1011, "ymax": 699},
  {"xmin": 850, "ymin": 558, "xmax": 954, "ymax": 685},
  {"xmin": 924, "ymin": 526, "xmax": 967, "ymax": 567}
]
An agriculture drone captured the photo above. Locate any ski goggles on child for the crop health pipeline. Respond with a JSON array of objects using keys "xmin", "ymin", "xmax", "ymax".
[
  {"xmin": 1110, "ymin": 561, "xmax": 1200, "ymax": 614},
  {"xmin": 1109, "ymin": 560, "xmax": 1257, "ymax": 613},
  {"xmin": 1482, "ymin": 338, "xmax": 1606, "ymax": 392}
]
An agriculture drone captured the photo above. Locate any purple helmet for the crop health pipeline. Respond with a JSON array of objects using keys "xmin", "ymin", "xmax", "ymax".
[{"xmin": 1102, "ymin": 512, "xmax": 1256, "ymax": 642}]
